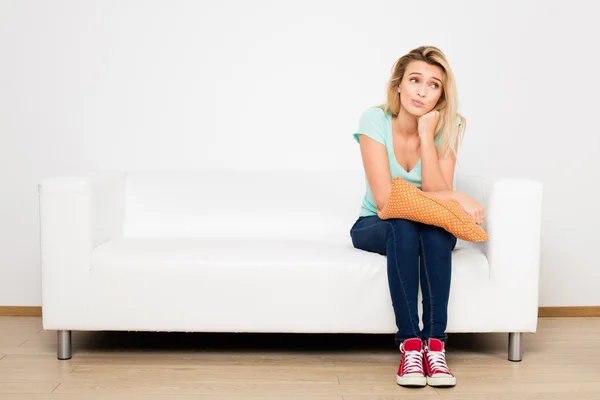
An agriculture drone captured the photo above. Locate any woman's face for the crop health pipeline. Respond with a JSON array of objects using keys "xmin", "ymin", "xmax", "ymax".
[{"xmin": 398, "ymin": 60, "xmax": 444, "ymax": 117}]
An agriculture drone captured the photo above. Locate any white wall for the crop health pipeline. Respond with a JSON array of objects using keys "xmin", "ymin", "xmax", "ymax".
[{"xmin": 1, "ymin": 0, "xmax": 598, "ymax": 307}]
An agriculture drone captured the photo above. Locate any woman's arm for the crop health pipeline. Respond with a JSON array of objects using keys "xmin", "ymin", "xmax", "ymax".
[
  {"xmin": 418, "ymin": 111, "xmax": 457, "ymax": 191},
  {"xmin": 421, "ymin": 137, "xmax": 456, "ymax": 192},
  {"xmin": 358, "ymin": 135, "xmax": 393, "ymax": 211},
  {"xmin": 358, "ymin": 131, "xmax": 483, "ymax": 223},
  {"xmin": 427, "ymin": 189, "xmax": 487, "ymax": 225},
  {"xmin": 423, "ymin": 189, "xmax": 458, "ymax": 201}
]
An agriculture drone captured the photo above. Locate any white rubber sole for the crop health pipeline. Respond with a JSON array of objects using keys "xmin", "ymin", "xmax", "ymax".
[
  {"xmin": 426, "ymin": 374, "xmax": 457, "ymax": 387},
  {"xmin": 396, "ymin": 374, "xmax": 427, "ymax": 387}
]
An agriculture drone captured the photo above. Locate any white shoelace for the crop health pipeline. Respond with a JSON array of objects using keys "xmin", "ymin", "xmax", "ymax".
[
  {"xmin": 426, "ymin": 349, "xmax": 451, "ymax": 374},
  {"xmin": 402, "ymin": 350, "xmax": 424, "ymax": 374}
]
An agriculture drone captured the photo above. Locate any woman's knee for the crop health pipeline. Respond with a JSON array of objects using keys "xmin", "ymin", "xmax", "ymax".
[
  {"xmin": 385, "ymin": 219, "xmax": 420, "ymax": 243},
  {"xmin": 350, "ymin": 217, "xmax": 388, "ymax": 255},
  {"xmin": 386, "ymin": 218, "xmax": 419, "ymax": 231},
  {"xmin": 419, "ymin": 224, "xmax": 457, "ymax": 250}
]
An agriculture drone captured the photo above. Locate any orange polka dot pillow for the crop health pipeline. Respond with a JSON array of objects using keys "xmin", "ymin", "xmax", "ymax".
[{"xmin": 377, "ymin": 177, "xmax": 489, "ymax": 242}]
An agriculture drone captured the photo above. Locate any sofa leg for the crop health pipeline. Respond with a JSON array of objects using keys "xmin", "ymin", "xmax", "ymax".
[
  {"xmin": 57, "ymin": 330, "xmax": 72, "ymax": 360},
  {"xmin": 508, "ymin": 332, "xmax": 522, "ymax": 362}
]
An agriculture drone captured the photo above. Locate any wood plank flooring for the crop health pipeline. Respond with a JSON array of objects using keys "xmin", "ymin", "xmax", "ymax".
[{"xmin": 0, "ymin": 316, "xmax": 599, "ymax": 399}]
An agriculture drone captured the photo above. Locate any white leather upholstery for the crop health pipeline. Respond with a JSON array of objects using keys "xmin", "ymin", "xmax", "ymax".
[{"xmin": 38, "ymin": 170, "xmax": 543, "ymax": 335}]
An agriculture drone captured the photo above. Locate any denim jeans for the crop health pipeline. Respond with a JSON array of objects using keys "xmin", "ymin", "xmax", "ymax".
[{"xmin": 350, "ymin": 215, "xmax": 457, "ymax": 347}]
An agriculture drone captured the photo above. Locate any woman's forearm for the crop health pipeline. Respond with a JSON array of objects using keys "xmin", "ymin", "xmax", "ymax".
[
  {"xmin": 420, "ymin": 138, "xmax": 450, "ymax": 192},
  {"xmin": 377, "ymin": 186, "xmax": 461, "ymax": 212},
  {"xmin": 422, "ymin": 189, "xmax": 460, "ymax": 202}
]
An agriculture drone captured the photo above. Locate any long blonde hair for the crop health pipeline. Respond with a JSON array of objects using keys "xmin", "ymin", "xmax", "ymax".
[{"xmin": 377, "ymin": 46, "xmax": 466, "ymax": 159}]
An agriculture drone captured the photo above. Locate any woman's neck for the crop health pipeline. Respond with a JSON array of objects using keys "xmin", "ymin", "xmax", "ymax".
[{"xmin": 393, "ymin": 106, "xmax": 419, "ymax": 139}]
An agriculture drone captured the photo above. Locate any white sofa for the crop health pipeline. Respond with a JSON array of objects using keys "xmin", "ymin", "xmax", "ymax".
[{"xmin": 38, "ymin": 170, "xmax": 543, "ymax": 361}]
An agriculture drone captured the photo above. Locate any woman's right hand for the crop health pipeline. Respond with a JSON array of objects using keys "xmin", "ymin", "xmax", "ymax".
[{"xmin": 454, "ymin": 191, "xmax": 486, "ymax": 225}]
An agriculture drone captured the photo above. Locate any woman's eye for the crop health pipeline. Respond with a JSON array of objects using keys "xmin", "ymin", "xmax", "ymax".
[
  {"xmin": 410, "ymin": 78, "xmax": 418, "ymax": 83},
  {"xmin": 431, "ymin": 83, "xmax": 439, "ymax": 88}
]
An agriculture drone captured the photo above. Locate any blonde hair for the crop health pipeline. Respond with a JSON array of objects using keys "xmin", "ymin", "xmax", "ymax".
[{"xmin": 377, "ymin": 46, "xmax": 466, "ymax": 159}]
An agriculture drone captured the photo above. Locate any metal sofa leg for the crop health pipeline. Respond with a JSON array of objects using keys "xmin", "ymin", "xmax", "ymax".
[
  {"xmin": 57, "ymin": 330, "xmax": 72, "ymax": 360},
  {"xmin": 508, "ymin": 332, "xmax": 522, "ymax": 362}
]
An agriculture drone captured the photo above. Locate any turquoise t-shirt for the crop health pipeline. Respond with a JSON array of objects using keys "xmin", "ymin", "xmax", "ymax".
[{"xmin": 353, "ymin": 107, "xmax": 443, "ymax": 217}]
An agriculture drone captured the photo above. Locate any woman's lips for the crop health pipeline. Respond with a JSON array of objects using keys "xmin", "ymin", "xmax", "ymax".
[{"xmin": 412, "ymin": 99, "xmax": 424, "ymax": 107}]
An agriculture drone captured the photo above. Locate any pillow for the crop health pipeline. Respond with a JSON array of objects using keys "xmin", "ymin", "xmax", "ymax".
[{"xmin": 377, "ymin": 177, "xmax": 489, "ymax": 242}]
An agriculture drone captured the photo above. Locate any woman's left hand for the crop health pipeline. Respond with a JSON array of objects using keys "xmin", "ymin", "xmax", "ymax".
[{"xmin": 417, "ymin": 110, "xmax": 440, "ymax": 141}]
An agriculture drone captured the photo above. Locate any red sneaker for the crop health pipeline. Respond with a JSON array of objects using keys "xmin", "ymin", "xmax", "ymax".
[
  {"xmin": 423, "ymin": 338, "xmax": 456, "ymax": 387},
  {"xmin": 396, "ymin": 338, "xmax": 426, "ymax": 387}
]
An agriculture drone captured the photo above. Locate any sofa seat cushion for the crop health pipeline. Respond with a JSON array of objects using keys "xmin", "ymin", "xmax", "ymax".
[{"xmin": 87, "ymin": 237, "xmax": 490, "ymax": 332}]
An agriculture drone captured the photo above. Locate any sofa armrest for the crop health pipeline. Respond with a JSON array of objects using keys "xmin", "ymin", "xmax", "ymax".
[
  {"xmin": 38, "ymin": 171, "xmax": 126, "ymax": 329},
  {"xmin": 456, "ymin": 175, "xmax": 543, "ymax": 285},
  {"xmin": 455, "ymin": 175, "xmax": 543, "ymax": 330},
  {"xmin": 485, "ymin": 178, "xmax": 543, "ymax": 285}
]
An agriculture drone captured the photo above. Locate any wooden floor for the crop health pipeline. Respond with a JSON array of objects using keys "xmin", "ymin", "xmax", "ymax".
[{"xmin": 0, "ymin": 317, "xmax": 599, "ymax": 399}]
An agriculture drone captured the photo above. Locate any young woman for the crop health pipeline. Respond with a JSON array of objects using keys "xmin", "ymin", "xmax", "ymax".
[{"xmin": 350, "ymin": 46, "xmax": 486, "ymax": 388}]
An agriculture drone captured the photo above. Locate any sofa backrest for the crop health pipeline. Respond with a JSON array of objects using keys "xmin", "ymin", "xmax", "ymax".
[{"xmin": 123, "ymin": 170, "xmax": 367, "ymax": 243}]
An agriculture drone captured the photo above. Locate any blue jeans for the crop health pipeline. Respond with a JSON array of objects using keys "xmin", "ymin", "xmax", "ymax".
[{"xmin": 350, "ymin": 215, "xmax": 457, "ymax": 347}]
